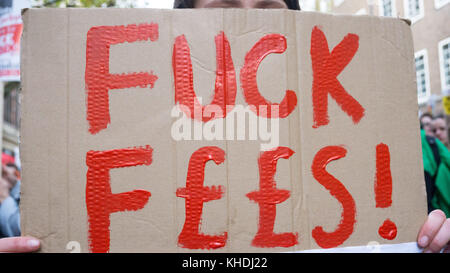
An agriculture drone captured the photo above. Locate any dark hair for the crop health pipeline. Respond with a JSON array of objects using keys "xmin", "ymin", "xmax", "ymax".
[
  {"xmin": 174, "ymin": 0, "xmax": 301, "ymax": 10},
  {"xmin": 420, "ymin": 112, "xmax": 433, "ymax": 121},
  {"xmin": 433, "ymin": 113, "xmax": 445, "ymax": 120},
  {"xmin": 5, "ymin": 162, "xmax": 19, "ymax": 171}
]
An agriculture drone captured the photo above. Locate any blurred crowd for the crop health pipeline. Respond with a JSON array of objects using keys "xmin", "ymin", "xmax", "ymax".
[
  {"xmin": 419, "ymin": 113, "xmax": 450, "ymax": 218},
  {"xmin": 420, "ymin": 113, "xmax": 449, "ymax": 148}
]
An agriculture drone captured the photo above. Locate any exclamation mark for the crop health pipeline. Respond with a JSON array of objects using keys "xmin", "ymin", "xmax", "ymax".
[{"xmin": 375, "ymin": 143, "xmax": 397, "ymax": 240}]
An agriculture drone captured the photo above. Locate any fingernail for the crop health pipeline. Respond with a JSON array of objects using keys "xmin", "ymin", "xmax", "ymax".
[
  {"xmin": 419, "ymin": 236, "xmax": 429, "ymax": 247},
  {"xmin": 424, "ymin": 249, "xmax": 433, "ymax": 253},
  {"xmin": 27, "ymin": 239, "xmax": 40, "ymax": 249}
]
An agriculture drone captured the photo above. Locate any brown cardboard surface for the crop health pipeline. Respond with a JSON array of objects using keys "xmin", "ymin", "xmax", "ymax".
[{"xmin": 20, "ymin": 8, "xmax": 427, "ymax": 253}]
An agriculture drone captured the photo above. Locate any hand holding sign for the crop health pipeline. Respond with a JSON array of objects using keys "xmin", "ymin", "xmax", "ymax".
[{"xmin": 20, "ymin": 9, "xmax": 429, "ymax": 252}]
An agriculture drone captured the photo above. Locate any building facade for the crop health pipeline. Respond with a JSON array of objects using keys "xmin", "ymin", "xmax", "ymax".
[
  {"xmin": 300, "ymin": 0, "xmax": 450, "ymax": 116},
  {"xmin": 0, "ymin": 0, "xmax": 27, "ymax": 162},
  {"xmin": 2, "ymin": 81, "xmax": 20, "ymax": 157}
]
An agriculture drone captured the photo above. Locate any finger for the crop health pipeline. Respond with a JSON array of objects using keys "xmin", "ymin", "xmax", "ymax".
[
  {"xmin": 0, "ymin": 236, "xmax": 40, "ymax": 253},
  {"xmin": 424, "ymin": 218, "xmax": 450, "ymax": 253},
  {"xmin": 417, "ymin": 210, "xmax": 446, "ymax": 248}
]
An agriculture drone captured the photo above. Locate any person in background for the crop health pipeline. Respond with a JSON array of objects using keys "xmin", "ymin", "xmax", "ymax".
[
  {"xmin": 0, "ymin": 0, "xmax": 448, "ymax": 253},
  {"xmin": 420, "ymin": 113, "xmax": 450, "ymax": 221},
  {"xmin": 0, "ymin": 153, "xmax": 35, "ymax": 252},
  {"xmin": 0, "ymin": 154, "xmax": 21, "ymax": 239},
  {"xmin": 421, "ymin": 127, "xmax": 450, "ymax": 216},
  {"xmin": 420, "ymin": 112, "xmax": 435, "ymax": 137},
  {"xmin": 433, "ymin": 114, "xmax": 449, "ymax": 148}
]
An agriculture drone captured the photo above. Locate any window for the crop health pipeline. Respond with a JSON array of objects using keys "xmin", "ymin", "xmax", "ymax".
[
  {"xmin": 334, "ymin": 0, "xmax": 344, "ymax": 7},
  {"xmin": 415, "ymin": 50, "xmax": 431, "ymax": 104},
  {"xmin": 298, "ymin": 0, "xmax": 316, "ymax": 11},
  {"xmin": 355, "ymin": 8, "xmax": 367, "ymax": 15},
  {"xmin": 403, "ymin": 0, "xmax": 424, "ymax": 23},
  {"xmin": 319, "ymin": 0, "xmax": 328, "ymax": 12},
  {"xmin": 3, "ymin": 82, "xmax": 20, "ymax": 129},
  {"xmin": 379, "ymin": 0, "xmax": 397, "ymax": 16},
  {"xmin": 439, "ymin": 37, "xmax": 450, "ymax": 93},
  {"xmin": 434, "ymin": 0, "xmax": 449, "ymax": 9}
]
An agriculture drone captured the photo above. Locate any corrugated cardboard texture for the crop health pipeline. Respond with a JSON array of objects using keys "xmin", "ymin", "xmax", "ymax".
[{"xmin": 20, "ymin": 8, "xmax": 427, "ymax": 252}]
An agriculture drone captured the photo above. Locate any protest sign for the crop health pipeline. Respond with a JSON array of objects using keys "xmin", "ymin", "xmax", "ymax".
[
  {"xmin": 20, "ymin": 8, "xmax": 427, "ymax": 252},
  {"xmin": 0, "ymin": 0, "xmax": 29, "ymax": 81}
]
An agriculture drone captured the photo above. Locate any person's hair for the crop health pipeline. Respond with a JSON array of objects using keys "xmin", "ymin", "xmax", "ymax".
[
  {"xmin": 420, "ymin": 112, "xmax": 433, "ymax": 121},
  {"xmin": 5, "ymin": 162, "xmax": 19, "ymax": 171},
  {"xmin": 173, "ymin": 0, "xmax": 301, "ymax": 10},
  {"xmin": 433, "ymin": 113, "xmax": 445, "ymax": 120}
]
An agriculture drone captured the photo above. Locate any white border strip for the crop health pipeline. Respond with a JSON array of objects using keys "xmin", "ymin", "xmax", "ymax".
[{"xmin": 290, "ymin": 242, "xmax": 421, "ymax": 253}]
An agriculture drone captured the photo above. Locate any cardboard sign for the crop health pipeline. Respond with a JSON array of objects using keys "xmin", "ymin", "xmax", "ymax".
[{"xmin": 20, "ymin": 8, "xmax": 427, "ymax": 253}]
